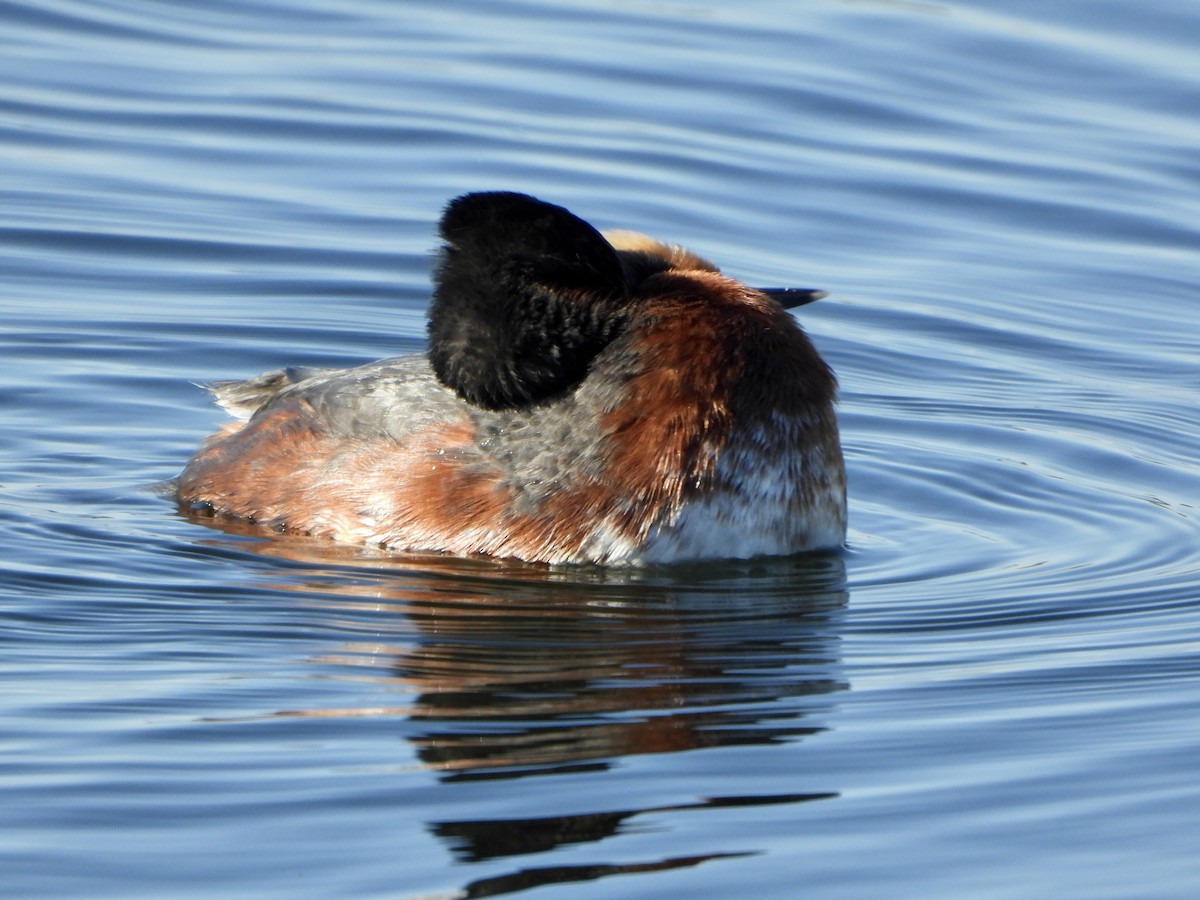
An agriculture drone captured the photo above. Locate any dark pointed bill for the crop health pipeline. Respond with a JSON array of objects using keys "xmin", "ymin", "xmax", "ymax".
[{"xmin": 758, "ymin": 288, "xmax": 828, "ymax": 309}]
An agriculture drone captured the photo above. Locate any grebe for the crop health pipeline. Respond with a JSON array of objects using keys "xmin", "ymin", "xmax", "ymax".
[{"xmin": 176, "ymin": 191, "xmax": 845, "ymax": 564}]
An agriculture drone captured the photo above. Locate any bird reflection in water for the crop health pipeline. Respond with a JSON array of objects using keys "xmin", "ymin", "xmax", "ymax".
[{"xmin": 182, "ymin": 522, "xmax": 848, "ymax": 897}]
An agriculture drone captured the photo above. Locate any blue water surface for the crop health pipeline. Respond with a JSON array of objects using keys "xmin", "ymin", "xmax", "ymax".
[{"xmin": 3, "ymin": 1, "xmax": 1199, "ymax": 897}]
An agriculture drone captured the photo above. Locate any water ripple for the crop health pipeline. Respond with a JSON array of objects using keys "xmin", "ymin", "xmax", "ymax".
[{"xmin": 4, "ymin": 1, "xmax": 1200, "ymax": 897}]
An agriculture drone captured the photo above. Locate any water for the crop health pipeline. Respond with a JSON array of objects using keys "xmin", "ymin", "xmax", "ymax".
[{"xmin": 3, "ymin": 0, "xmax": 1199, "ymax": 896}]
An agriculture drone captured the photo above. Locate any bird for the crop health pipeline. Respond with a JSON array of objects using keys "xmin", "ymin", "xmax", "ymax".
[{"xmin": 175, "ymin": 191, "xmax": 845, "ymax": 565}]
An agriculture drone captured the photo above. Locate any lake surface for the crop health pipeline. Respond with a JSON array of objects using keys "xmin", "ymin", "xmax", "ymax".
[{"xmin": 3, "ymin": 1, "xmax": 1199, "ymax": 897}]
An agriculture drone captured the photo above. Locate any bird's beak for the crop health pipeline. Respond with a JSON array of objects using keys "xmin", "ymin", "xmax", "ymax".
[{"xmin": 758, "ymin": 288, "xmax": 828, "ymax": 309}]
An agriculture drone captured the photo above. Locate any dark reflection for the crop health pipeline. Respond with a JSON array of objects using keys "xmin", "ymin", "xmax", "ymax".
[
  {"xmin": 455, "ymin": 851, "xmax": 752, "ymax": 898},
  {"xmin": 179, "ymin": 517, "xmax": 849, "ymax": 896},
  {"xmin": 435, "ymin": 793, "xmax": 836, "ymax": 862},
  {"xmin": 442, "ymin": 793, "xmax": 840, "ymax": 897}
]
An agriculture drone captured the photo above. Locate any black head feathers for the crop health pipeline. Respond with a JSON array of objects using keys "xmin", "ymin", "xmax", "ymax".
[{"xmin": 427, "ymin": 192, "xmax": 630, "ymax": 410}]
